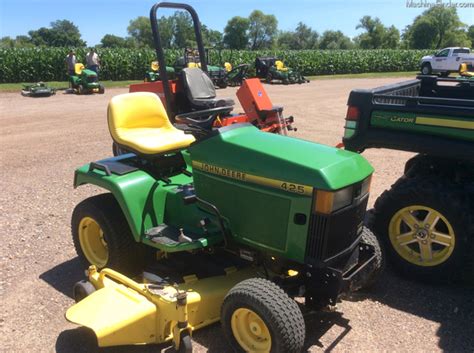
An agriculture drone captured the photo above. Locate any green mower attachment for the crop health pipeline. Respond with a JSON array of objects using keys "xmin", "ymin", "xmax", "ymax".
[{"xmin": 21, "ymin": 82, "xmax": 56, "ymax": 97}]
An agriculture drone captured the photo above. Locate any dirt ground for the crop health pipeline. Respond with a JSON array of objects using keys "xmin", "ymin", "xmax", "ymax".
[{"xmin": 1, "ymin": 78, "xmax": 473, "ymax": 353}]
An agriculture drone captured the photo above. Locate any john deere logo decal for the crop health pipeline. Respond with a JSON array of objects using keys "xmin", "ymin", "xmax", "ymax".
[{"xmin": 192, "ymin": 161, "xmax": 312, "ymax": 196}]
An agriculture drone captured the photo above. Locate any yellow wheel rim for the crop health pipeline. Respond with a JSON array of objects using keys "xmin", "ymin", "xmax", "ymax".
[
  {"xmin": 389, "ymin": 205, "xmax": 455, "ymax": 267},
  {"xmin": 231, "ymin": 308, "xmax": 271, "ymax": 353},
  {"xmin": 78, "ymin": 217, "xmax": 108, "ymax": 268}
]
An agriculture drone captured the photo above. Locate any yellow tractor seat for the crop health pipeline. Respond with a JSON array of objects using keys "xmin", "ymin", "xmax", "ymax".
[
  {"xmin": 151, "ymin": 61, "xmax": 159, "ymax": 72},
  {"xmin": 275, "ymin": 60, "xmax": 288, "ymax": 72},
  {"xmin": 75, "ymin": 63, "xmax": 85, "ymax": 75},
  {"xmin": 459, "ymin": 63, "xmax": 474, "ymax": 77},
  {"xmin": 108, "ymin": 92, "xmax": 196, "ymax": 155}
]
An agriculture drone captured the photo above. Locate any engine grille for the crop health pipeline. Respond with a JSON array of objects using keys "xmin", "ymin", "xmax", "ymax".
[{"xmin": 305, "ymin": 195, "xmax": 368, "ymax": 264}]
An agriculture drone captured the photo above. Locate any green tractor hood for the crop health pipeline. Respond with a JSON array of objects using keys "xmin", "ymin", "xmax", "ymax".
[{"xmin": 189, "ymin": 125, "xmax": 373, "ymax": 191}]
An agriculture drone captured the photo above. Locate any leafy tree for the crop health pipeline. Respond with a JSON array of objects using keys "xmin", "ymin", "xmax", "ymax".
[
  {"xmin": 173, "ymin": 11, "xmax": 195, "ymax": 48},
  {"xmin": 355, "ymin": 16, "xmax": 399, "ymax": 49},
  {"xmin": 28, "ymin": 20, "xmax": 86, "ymax": 47},
  {"xmin": 0, "ymin": 36, "xmax": 34, "ymax": 48},
  {"xmin": 223, "ymin": 16, "xmax": 250, "ymax": 49},
  {"xmin": 248, "ymin": 10, "xmax": 278, "ymax": 49},
  {"xmin": 0, "ymin": 36, "xmax": 15, "ymax": 48},
  {"xmin": 319, "ymin": 30, "xmax": 354, "ymax": 49},
  {"xmin": 100, "ymin": 34, "xmax": 136, "ymax": 48},
  {"xmin": 277, "ymin": 22, "xmax": 318, "ymax": 49},
  {"xmin": 403, "ymin": 6, "xmax": 470, "ymax": 48},
  {"xmin": 202, "ymin": 25, "xmax": 223, "ymax": 48},
  {"xmin": 127, "ymin": 16, "xmax": 154, "ymax": 47},
  {"xmin": 468, "ymin": 25, "xmax": 474, "ymax": 47}
]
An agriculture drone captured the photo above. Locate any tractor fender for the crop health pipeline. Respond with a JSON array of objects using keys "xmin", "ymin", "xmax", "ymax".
[{"xmin": 74, "ymin": 164, "xmax": 167, "ymax": 242}]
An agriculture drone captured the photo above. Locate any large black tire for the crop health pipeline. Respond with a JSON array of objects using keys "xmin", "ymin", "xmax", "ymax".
[
  {"xmin": 71, "ymin": 193, "xmax": 145, "ymax": 275},
  {"xmin": 221, "ymin": 278, "xmax": 305, "ymax": 353},
  {"xmin": 355, "ymin": 227, "xmax": 384, "ymax": 290},
  {"xmin": 372, "ymin": 176, "xmax": 472, "ymax": 282},
  {"xmin": 421, "ymin": 63, "xmax": 432, "ymax": 75},
  {"xmin": 98, "ymin": 84, "xmax": 105, "ymax": 94}
]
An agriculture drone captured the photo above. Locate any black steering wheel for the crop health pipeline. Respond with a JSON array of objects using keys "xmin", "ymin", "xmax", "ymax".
[{"xmin": 175, "ymin": 106, "xmax": 233, "ymax": 131}]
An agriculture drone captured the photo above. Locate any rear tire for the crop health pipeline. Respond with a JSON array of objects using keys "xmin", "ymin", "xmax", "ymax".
[
  {"xmin": 71, "ymin": 193, "xmax": 145, "ymax": 275},
  {"xmin": 421, "ymin": 63, "xmax": 432, "ymax": 75},
  {"xmin": 98, "ymin": 84, "xmax": 105, "ymax": 94},
  {"xmin": 76, "ymin": 85, "xmax": 84, "ymax": 95},
  {"xmin": 221, "ymin": 278, "xmax": 305, "ymax": 353},
  {"xmin": 373, "ymin": 176, "xmax": 472, "ymax": 282}
]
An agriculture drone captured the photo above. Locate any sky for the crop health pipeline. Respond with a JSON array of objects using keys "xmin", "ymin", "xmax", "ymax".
[{"xmin": 0, "ymin": 0, "xmax": 473, "ymax": 46}]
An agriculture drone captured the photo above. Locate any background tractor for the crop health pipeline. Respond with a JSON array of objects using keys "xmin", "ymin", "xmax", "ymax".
[
  {"xmin": 144, "ymin": 61, "xmax": 176, "ymax": 82},
  {"xmin": 255, "ymin": 57, "xmax": 309, "ymax": 85},
  {"xmin": 69, "ymin": 63, "xmax": 104, "ymax": 94}
]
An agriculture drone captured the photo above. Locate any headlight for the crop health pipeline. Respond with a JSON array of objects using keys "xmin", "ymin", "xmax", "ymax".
[{"xmin": 313, "ymin": 176, "xmax": 371, "ymax": 215}]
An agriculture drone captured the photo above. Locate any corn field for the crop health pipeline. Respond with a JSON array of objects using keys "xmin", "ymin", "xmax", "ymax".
[{"xmin": 0, "ymin": 48, "xmax": 431, "ymax": 83}]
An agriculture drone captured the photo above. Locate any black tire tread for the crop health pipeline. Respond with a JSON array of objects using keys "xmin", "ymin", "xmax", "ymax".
[
  {"xmin": 71, "ymin": 193, "xmax": 144, "ymax": 275},
  {"xmin": 358, "ymin": 226, "xmax": 384, "ymax": 290},
  {"xmin": 221, "ymin": 278, "xmax": 305, "ymax": 353}
]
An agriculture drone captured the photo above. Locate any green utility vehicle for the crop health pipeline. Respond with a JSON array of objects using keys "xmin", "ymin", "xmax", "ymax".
[
  {"xmin": 65, "ymin": 4, "xmax": 382, "ymax": 353},
  {"xmin": 69, "ymin": 63, "xmax": 105, "ymax": 94},
  {"xmin": 343, "ymin": 75, "xmax": 474, "ymax": 282}
]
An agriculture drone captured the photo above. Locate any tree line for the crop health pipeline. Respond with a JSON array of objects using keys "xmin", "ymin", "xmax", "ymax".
[{"xmin": 2, "ymin": 6, "xmax": 473, "ymax": 50}]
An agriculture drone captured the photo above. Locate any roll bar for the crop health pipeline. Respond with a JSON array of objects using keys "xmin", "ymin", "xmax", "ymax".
[{"xmin": 149, "ymin": 2, "xmax": 208, "ymax": 120}]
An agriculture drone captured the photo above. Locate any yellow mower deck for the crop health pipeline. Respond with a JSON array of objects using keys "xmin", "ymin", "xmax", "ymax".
[{"xmin": 66, "ymin": 265, "xmax": 262, "ymax": 348}]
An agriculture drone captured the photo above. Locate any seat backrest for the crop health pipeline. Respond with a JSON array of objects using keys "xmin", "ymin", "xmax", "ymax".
[
  {"xmin": 108, "ymin": 92, "xmax": 172, "ymax": 140},
  {"xmin": 182, "ymin": 67, "xmax": 216, "ymax": 100},
  {"xmin": 75, "ymin": 63, "xmax": 85, "ymax": 75}
]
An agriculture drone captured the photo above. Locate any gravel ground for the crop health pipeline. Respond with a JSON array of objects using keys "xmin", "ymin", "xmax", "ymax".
[{"xmin": 1, "ymin": 78, "xmax": 473, "ymax": 353}]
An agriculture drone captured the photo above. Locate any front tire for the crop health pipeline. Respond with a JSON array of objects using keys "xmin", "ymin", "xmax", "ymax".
[
  {"xmin": 372, "ymin": 177, "xmax": 472, "ymax": 282},
  {"xmin": 421, "ymin": 63, "xmax": 432, "ymax": 75},
  {"xmin": 355, "ymin": 227, "xmax": 384, "ymax": 290},
  {"xmin": 71, "ymin": 193, "xmax": 145, "ymax": 275},
  {"xmin": 221, "ymin": 278, "xmax": 305, "ymax": 353}
]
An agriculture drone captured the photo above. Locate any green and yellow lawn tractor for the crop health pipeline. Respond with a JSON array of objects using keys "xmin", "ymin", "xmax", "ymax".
[
  {"xmin": 65, "ymin": 4, "xmax": 382, "ymax": 353},
  {"xmin": 69, "ymin": 63, "xmax": 105, "ymax": 94},
  {"xmin": 255, "ymin": 57, "xmax": 309, "ymax": 85},
  {"xmin": 144, "ymin": 61, "xmax": 176, "ymax": 82}
]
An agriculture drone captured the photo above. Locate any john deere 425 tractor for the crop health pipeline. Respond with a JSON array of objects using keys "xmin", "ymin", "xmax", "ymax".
[{"xmin": 65, "ymin": 3, "xmax": 382, "ymax": 353}]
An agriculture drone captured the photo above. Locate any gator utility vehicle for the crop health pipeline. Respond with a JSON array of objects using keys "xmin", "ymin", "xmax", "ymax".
[
  {"xmin": 69, "ymin": 63, "xmax": 104, "ymax": 94},
  {"xmin": 343, "ymin": 75, "xmax": 473, "ymax": 282}
]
